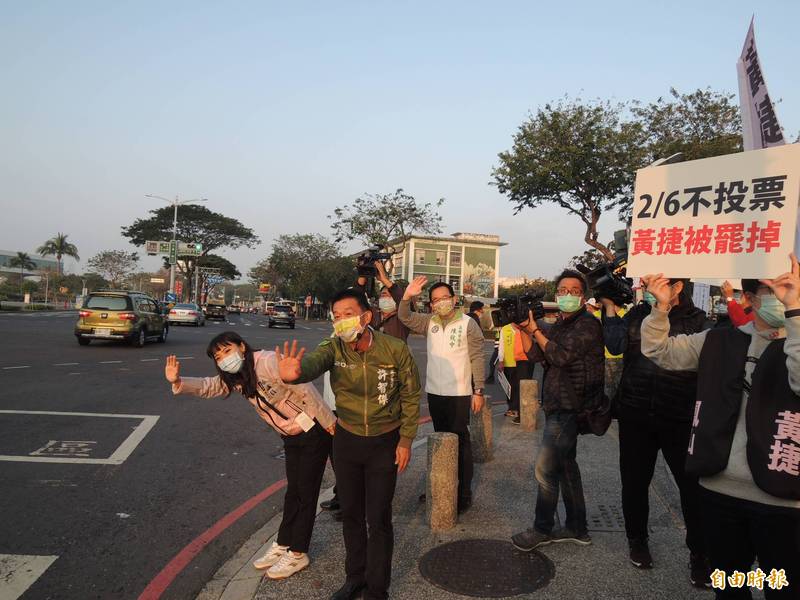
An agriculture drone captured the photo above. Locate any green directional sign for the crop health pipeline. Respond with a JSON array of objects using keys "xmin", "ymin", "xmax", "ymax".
[{"xmin": 169, "ymin": 240, "xmax": 177, "ymax": 265}]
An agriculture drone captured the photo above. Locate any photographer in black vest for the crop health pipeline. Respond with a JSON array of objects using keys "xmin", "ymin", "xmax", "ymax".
[
  {"xmin": 602, "ymin": 279, "xmax": 711, "ymax": 586},
  {"xmin": 639, "ymin": 255, "xmax": 800, "ymax": 599}
]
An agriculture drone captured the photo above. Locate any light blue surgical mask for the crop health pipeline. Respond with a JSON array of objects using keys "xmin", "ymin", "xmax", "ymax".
[
  {"xmin": 556, "ymin": 294, "xmax": 582, "ymax": 313},
  {"xmin": 755, "ymin": 294, "xmax": 785, "ymax": 328},
  {"xmin": 644, "ymin": 291, "xmax": 657, "ymax": 306}
]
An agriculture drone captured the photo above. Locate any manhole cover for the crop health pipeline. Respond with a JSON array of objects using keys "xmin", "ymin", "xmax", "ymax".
[{"xmin": 418, "ymin": 539, "xmax": 554, "ymax": 597}]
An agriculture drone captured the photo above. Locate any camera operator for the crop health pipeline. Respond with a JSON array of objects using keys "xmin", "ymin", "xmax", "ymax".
[
  {"xmin": 511, "ymin": 269, "xmax": 604, "ymax": 553},
  {"xmin": 601, "ymin": 278, "xmax": 711, "ymax": 584},
  {"xmin": 639, "ymin": 257, "xmax": 800, "ymax": 599},
  {"xmin": 355, "ymin": 259, "xmax": 410, "ymax": 343}
]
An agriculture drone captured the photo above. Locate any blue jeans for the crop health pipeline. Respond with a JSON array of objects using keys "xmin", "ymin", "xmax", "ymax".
[{"xmin": 534, "ymin": 412, "xmax": 587, "ymax": 535}]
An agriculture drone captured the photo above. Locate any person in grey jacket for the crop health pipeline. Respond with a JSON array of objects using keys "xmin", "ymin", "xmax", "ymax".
[
  {"xmin": 399, "ymin": 275, "xmax": 486, "ymax": 513},
  {"xmin": 639, "ymin": 256, "xmax": 800, "ymax": 598}
]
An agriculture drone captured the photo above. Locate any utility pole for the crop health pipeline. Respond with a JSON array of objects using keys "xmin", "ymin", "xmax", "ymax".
[{"xmin": 145, "ymin": 194, "xmax": 207, "ymax": 297}]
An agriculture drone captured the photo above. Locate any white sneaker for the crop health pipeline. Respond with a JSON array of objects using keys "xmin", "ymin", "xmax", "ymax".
[
  {"xmin": 266, "ymin": 551, "xmax": 309, "ymax": 580},
  {"xmin": 253, "ymin": 542, "xmax": 289, "ymax": 570}
]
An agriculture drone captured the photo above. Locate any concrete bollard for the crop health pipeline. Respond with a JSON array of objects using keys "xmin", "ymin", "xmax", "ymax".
[
  {"xmin": 520, "ymin": 379, "xmax": 540, "ymax": 432},
  {"xmin": 470, "ymin": 395, "xmax": 493, "ymax": 463},
  {"xmin": 426, "ymin": 432, "xmax": 458, "ymax": 531}
]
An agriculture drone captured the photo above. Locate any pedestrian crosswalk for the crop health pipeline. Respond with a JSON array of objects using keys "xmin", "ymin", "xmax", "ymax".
[{"xmin": 0, "ymin": 554, "xmax": 59, "ymax": 600}]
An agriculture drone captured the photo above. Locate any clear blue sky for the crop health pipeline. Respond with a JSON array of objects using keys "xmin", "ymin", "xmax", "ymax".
[{"xmin": 1, "ymin": 1, "xmax": 798, "ymax": 281}]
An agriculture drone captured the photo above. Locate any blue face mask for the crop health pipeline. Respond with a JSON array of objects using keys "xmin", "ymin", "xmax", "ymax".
[
  {"xmin": 755, "ymin": 294, "xmax": 785, "ymax": 328},
  {"xmin": 556, "ymin": 294, "xmax": 582, "ymax": 313},
  {"xmin": 643, "ymin": 291, "xmax": 657, "ymax": 306}
]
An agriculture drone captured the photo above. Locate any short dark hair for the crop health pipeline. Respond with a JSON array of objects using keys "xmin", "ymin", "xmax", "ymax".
[
  {"xmin": 555, "ymin": 269, "xmax": 587, "ymax": 294},
  {"xmin": 741, "ymin": 278, "xmax": 764, "ymax": 295},
  {"xmin": 469, "ymin": 300, "xmax": 484, "ymax": 312},
  {"xmin": 429, "ymin": 281, "xmax": 455, "ymax": 298},
  {"xmin": 331, "ymin": 288, "xmax": 371, "ymax": 312}
]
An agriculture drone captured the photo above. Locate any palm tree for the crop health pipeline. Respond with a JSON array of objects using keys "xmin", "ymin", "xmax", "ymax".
[
  {"xmin": 8, "ymin": 252, "xmax": 37, "ymax": 295},
  {"xmin": 37, "ymin": 233, "xmax": 79, "ymax": 275}
]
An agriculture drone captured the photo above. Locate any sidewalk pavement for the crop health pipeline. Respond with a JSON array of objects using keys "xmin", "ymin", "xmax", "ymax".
[{"xmin": 198, "ymin": 405, "xmax": 759, "ymax": 600}]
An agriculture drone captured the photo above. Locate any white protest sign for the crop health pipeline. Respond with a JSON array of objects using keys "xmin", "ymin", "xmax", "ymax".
[
  {"xmin": 626, "ymin": 144, "xmax": 800, "ymax": 279},
  {"xmin": 692, "ymin": 282, "xmax": 711, "ymax": 313}
]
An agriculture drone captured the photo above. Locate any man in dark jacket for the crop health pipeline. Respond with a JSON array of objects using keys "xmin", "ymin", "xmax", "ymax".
[
  {"xmin": 354, "ymin": 260, "xmax": 410, "ymax": 342},
  {"xmin": 512, "ymin": 270, "xmax": 604, "ymax": 552},
  {"xmin": 602, "ymin": 279, "xmax": 711, "ymax": 586}
]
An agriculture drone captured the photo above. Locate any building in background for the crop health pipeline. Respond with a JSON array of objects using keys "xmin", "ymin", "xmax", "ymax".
[
  {"xmin": 380, "ymin": 233, "xmax": 506, "ymax": 301},
  {"xmin": 0, "ymin": 250, "xmax": 59, "ymax": 281}
]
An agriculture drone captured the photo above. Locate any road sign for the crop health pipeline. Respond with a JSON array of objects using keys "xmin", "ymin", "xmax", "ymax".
[
  {"xmin": 305, "ymin": 295, "xmax": 312, "ymax": 307},
  {"xmin": 150, "ymin": 278, "xmax": 165, "ymax": 284},
  {"xmin": 207, "ymin": 276, "xmax": 226, "ymax": 285},
  {"xmin": 146, "ymin": 240, "xmax": 172, "ymax": 255},
  {"xmin": 169, "ymin": 241, "xmax": 177, "ymax": 265},
  {"xmin": 165, "ymin": 292, "xmax": 177, "ymax": 302}
]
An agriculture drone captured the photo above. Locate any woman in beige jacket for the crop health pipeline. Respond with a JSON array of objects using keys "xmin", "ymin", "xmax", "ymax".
[{"xmin": 164, "ymin": 331, "xmax": 335, "ymax": 581}]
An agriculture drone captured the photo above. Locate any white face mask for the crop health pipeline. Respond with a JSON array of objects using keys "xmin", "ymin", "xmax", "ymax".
[
  {"xmin": 378, "ymin": 297, "xmax": 397, "ymax": 314},
  {"xmin": 217, "ymin": 352, "xmax": 244, "ymax": 373}
]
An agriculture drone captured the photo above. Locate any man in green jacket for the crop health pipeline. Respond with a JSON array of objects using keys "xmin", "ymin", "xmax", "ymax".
[{"xmin": 277, "ymin": 288, "xmax": 421, "ymax": 600}]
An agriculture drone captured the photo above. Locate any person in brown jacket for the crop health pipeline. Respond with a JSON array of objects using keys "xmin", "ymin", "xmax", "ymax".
[{"xmin": 164, "ymin": 331, "xmax": 335, "ymax": 581}]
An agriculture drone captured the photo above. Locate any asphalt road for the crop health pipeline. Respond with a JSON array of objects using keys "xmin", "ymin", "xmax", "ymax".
[{"xmin": 0, "ymin": 311, "xmax": 437, "ymax": 600}]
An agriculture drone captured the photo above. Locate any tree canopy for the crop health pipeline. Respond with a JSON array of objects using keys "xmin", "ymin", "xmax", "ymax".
[
  {"xmin": 249, "ymin": 234, "xmax": 354, "ymax": 303},
  {"xmin": 87, "ymin": 250, "xmax": 140, "ymax": 288},
  {"xmin": 329, "ymin": 189, "xmax": 445, "ymax": 273},
  {"xmin": 493, "ymin": 88, "xmax": 743, "ymax": 257},
  {"xmin": 37, "ymin": 233, "xmax": 79, "ymax": 274}
]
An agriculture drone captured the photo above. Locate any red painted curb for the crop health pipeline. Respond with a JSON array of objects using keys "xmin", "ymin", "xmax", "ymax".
[{"xmin": 138, "ymin": 478, "xmax": 288, "ymax": 600}]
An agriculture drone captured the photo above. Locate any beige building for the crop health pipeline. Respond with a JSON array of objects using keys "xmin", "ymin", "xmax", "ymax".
[{"xmin": 386, "ymin": 232, "xmax": 506, "ymax": 300}]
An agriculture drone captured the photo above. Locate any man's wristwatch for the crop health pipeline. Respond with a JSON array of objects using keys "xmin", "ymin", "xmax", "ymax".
[{"xmin": 474, "ymin": 388, "xmax": 485, "ymax": 396}]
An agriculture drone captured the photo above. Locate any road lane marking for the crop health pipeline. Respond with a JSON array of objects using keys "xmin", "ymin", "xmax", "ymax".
[
  {"xmin": 138, "ymin": 479, "xmax": 287, "ymax": 600},
  {"xmin": 99, "ymin": 360, "xmax": 123, "ymax": 364},
  {"xmin": 0, "ymin": 411, "xmax": 159, "ymax": 465},
  {"xmin": 53, "ymin": 362, "xmax": 79, "ymax": 366},
  {"xmin": 0, "ymin": 554, "xmax": 59, "ymax": 600},
  {"xmin": 175, "ymin": 356, "xmax": 194, "ymax": 360},
  {"xmin": 140, "ymin": 358, "xmax": 159, "ymax": 362},
  {"xmin": 2, "ymin": 366, "xmax": 31, "ymax": 370}
]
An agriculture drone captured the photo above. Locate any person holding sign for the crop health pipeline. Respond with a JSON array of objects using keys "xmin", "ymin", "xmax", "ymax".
[
  {"xmin": 164, "ymin": 332, "xmax": 336, "ymax": 581},
  {"xmin": 601, "ymin": 280, "xmax": 711, "ymax": 585},
  {"xmin": 639, "ymin": 254, "xmax": 800, "ymax": 596}
]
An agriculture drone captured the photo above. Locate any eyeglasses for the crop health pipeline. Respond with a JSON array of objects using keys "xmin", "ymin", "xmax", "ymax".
[{"xmin": 556, "ymin": 288, "xmax": 583, "ymax": 296}]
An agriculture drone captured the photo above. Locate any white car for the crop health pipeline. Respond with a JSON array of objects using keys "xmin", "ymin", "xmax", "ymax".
[{"xmin": 168, "ymin": 303, "xmax": 206, "ymax": 327}]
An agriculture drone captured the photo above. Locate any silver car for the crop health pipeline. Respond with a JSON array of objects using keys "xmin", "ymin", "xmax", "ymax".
[{"xmin": 168, "ymin": 303, "xmax": 206, "ymax": 327}]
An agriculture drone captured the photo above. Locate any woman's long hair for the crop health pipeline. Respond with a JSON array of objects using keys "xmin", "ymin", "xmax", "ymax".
[{"xmin": 206, "ymin": 331, "xmax": 258, "ymax": 398}]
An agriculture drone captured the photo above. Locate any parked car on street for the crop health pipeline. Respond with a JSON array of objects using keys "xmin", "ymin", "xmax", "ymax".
[
  {"xmin": 168, "ymin": 303, "xmax": 206, "ymax": 326},
  {"xmin": 268, "ymin": 304, "xmax": 295, "ymax": 329},
  {"xmin": 74, "ymin": 290, "xmax": 168, "ymax": 347},
  {"xmin": 204, "ymin": 300, "xmax": 227, "ymax": 321},
  {"xmin": 228, "ymin": 304, "xmax": 242, "ymax": 315}
]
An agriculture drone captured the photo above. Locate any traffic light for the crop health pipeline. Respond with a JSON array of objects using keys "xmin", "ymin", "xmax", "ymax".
[{"xmin": 194, "ymin": 243, "xmax": 203, "ymax": 252}]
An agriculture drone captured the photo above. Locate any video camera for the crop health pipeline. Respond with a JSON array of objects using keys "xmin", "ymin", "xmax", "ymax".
[
  {"xmin": 491, "ymin": 289, "xmax": 546, "ymax": 328},
  {"xmin": 356, "ymin": 244, "xmax": 393, "ymax": 278},
  {"xmin": 577, "ymin": 229, "xmax": 634, "ymax": 306}
]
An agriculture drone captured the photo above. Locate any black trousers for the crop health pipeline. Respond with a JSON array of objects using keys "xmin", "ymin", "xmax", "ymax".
[
  {"xmin": 277, "ymin": 423, "xmax": 332, "ymax": 553},
  {"xmin": 428, "ymin": 394, "xmax": 473, "ymax": 502},
  {"xmin": 618, "ymin": 414, "xmax": 704, "ymax": 555},
  {"xmin": 334, "ymin": 426, "xmax": 399, "ymax": 600},
  {"xmin": 700, "ymin": 488, "xmax": 799, "ymax": 599},
  {"xmin": 509, "ymin": 360, "xmax": 533, "ymax": 412}
]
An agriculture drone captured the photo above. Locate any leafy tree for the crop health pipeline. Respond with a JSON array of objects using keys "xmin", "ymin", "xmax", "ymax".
[
  {"xmin": 8, "ymin": 252, "xmax": 36, "ymax": 294},
  {"xmin": 121, "ymin": 205, "xmax": 258, "ymax": 293},
  {"xmin": 329, "ymin": 189, "xmax": 445, "ymax": 273},
  {"xmin": 164, "ymin": 253, "xmax": 240, "ymax": 303},
  {"xmin": 37, "ymin": 233, "xmax": 80, "ymax": 275},
  {"xmin": 567, "ymin": 249, "xmax": 606, "ymax": 271},
  {"xmin": 493, "ymin": 89, "xmax": 742, "ymax": 256},
  {"xmin": 493, "ymin": 98, "xmax": 645, "ymax": 260},
  {"xmin": 87, "ymin": 250, "xmax": 140, "ymax": 288},
  {"xmin": 498, "ymin": 277, "xmax": 556, "ymax": 301},
  {"xmin": 250, "ymin": 234, "xmax": 354, "ymax": 303},
  {"xmin": 613, "ymin": 87, "xmax": 743, "ymax": 218}
]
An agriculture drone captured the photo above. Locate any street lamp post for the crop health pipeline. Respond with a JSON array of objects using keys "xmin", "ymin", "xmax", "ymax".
[{"xmin": 145, "ymin": 194, "xmax": 207, "ymax": 298}]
